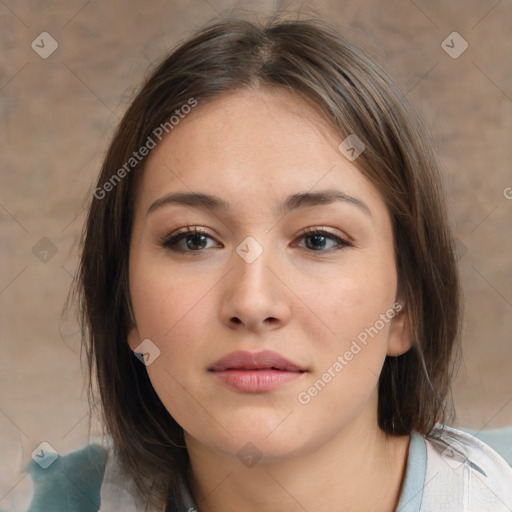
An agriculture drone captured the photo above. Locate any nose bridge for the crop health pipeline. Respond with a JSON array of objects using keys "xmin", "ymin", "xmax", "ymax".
[
  {"xmin": 232, "ymin": 235, "xmax": 275, "ymax": 296},
  {"xmin": 220, "ymin": 234, "xmax": 290, "ymax": 330}
]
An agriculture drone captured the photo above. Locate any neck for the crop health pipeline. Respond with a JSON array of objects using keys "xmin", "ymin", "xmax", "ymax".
[{"xmin": 185, "ymin": 405, "xmax": 410, "ymax": 512}]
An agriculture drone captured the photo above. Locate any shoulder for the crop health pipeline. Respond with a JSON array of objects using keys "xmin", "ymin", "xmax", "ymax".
[
  {"xmin": 25, "ymin": 442, "xmax": 175, "ymax": 512},
  {"xmin": 421, "ymin": 425, "xmax": 512, "ymax": 511},
  {"xmin": 26, "ymin": 443, "xmax": 106, "ymax": 512}
]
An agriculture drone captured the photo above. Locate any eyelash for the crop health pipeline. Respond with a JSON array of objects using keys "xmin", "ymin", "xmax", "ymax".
[{"xmin": 158, "ymin": 225, "xmax": 352, "ymax": 253}]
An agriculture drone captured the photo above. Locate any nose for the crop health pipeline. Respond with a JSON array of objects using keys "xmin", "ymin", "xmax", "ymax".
[{"xmin": 219, "ymin": 244, "xmax": 292, "ymax": 333}]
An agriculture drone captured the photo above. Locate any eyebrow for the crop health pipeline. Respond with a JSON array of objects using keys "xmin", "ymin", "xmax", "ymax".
[{"xmin": 147, "ymin": 189, "xmax": 372, "ymax": 217}]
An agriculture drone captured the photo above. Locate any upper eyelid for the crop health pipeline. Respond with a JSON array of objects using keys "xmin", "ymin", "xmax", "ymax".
[
  {"xmin": 296, "ymin": 228, "xmax": 352, "ymax": 248},
  {"xmin": 164, "ymin": 226, "xmax": 344, "ymax": 240},
  {"xmin": 293, "ymin": 226, "xmax": 350, "ymax": 244},
  {"xmin": 159, "ymin": 225, "xmax": 214, "ymax": 244},
  {"xmin": 168, "ymin": 225, "xmax": 344, "ymax": 236},
  {"xmin": 160, "ymin": 226, "xmax": 350, "ymax": 249}
]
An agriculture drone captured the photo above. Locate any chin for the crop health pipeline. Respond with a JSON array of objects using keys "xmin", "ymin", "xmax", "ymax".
[
  {"xmin": 215, "ymin": 435, "xmax": 305, "ymax": 465},
  {"xmin": 212, "ymin": 418, "xmax": 315, "ymax": 462}
]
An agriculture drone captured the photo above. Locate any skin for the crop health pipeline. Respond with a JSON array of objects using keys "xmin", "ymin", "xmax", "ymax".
[{"xmin": 128, "ymin": 88, "xmax": 413, "ymax": 512}]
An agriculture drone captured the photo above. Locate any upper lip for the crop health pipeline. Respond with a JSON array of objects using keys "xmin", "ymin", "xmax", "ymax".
[{"xmin": 209, "ymin": 350, "xmax": 305, "ymax": 372}]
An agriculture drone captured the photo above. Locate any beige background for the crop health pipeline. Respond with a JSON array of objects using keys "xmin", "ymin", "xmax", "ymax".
[{"xmin": 1, "ymin": 0, "xmax": 511, "ymax": 506}]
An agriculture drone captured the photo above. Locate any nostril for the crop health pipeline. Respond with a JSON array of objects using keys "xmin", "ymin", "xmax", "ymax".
[{"xmin": 229, "ymin": 316, "xmax": 278, "ymax": 326}]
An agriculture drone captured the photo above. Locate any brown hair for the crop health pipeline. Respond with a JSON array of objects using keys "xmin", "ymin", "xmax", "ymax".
[{"xmin": 76, "ymin": 13, "xmax": 462, "ymax": 507}]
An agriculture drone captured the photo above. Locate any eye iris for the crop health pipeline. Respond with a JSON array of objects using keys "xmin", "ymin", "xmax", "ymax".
[
  {"xmin": 186, "ymin": 233, "xmax": 208, "ymax": 250},
  {"xmin": 306, "ymin": 233, "xmax": 327, "ymax": 250}
]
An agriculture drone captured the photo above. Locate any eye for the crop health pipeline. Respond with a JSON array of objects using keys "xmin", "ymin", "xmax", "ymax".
[
  {"xmin": 295, "ymin": 227, "xmax": 352, "ymax": 252},
  {"xmin": 158, "ymin": 226, "xmax": 352, "ymax": 253},
  {"xmin": 159, "ymin": 226, "xmax": 221, "ymax": 252}
]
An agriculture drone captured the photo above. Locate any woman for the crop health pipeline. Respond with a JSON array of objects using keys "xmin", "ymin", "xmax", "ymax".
[{"xmin": 26, "ymin": 14, "xmax": 512, "ymax": 512}]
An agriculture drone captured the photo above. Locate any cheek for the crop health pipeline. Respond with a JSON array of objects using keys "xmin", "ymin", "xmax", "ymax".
[
  {"xmin": 130, "ymin": 254, "xmax": 218, "ymax": 344},
  {"xmin": 294, "ymin": 281, "xmax": 396, "ymax": 433},
  {"xmin": 129, "ymin": 261, "xmax": 218, "ymax": 407},
  {"xmin": 139, "ymin": 292, "xmax": 219, "ymax": 435},
  {"xmin": 302, "ymin": 254, "xmax": 397, "ymax": 349},
  {"xmin": 130, "ymin": 259, "xmax": 217, "ymax": 341},
  {"xmin": 297, "ymin": 254, "xmax": 397, "ymax": 399}
]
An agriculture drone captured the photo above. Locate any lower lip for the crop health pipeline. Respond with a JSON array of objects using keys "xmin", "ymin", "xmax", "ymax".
[{"xmin": 211, "ymin": 369, "xmax": 304, "ymax": 393}]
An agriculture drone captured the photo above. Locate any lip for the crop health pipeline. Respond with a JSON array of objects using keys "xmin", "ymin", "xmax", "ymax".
[
  {"xmin": 209, "ymin": 350, "xmax": 304, "ymax": 372},
  {"xmin": 208, "ymin": 350, "xmax": 306, "ymax": 393}
]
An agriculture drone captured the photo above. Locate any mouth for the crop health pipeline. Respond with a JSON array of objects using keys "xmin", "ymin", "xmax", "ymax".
[{"xmin": 208, "ymin": 350, "xmax": 307, "ymax": 393}]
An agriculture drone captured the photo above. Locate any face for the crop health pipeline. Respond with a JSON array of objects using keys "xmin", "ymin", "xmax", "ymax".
[{"xmin": 128, "ymin": 88, "xmax": 411, "ymax": 462}]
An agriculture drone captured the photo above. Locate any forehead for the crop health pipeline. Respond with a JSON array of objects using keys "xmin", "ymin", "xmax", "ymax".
[{"xmin": 136, "ymin": 88, "xmax": 388, "ymax": 222}]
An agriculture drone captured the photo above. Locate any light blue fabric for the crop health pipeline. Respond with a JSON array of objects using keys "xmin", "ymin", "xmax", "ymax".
[
  {"xmin": 463, "ymin": 426, "xmax": 512, "ymax": 466},
  {"xmin": 395, "ymin": 427, "xmax": 512, "ymax": 512},
  {"xmin": 395, "ymin": 431, "xmax": 426, "ymax": 512},
  {"xmin": 22, "ymin": 427, "xmax": 512, "ymax": 511},
  {"xmin": 26, "ymin": 444, "xmax": 106, "ymax": 512}
]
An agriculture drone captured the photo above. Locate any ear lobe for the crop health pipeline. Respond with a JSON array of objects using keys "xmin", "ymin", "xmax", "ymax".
[
  {"xmin": 127, "ymin": 324, "xmax": 141, "ymax": 352},
  {"xmin": 387, "ymin": 307, "xmax": 413, "ymax": 357}
]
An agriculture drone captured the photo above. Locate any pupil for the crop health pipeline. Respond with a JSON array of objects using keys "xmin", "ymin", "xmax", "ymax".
[
  {"xmin": 187, "ymin": 234, "xmax": 207, "ymax": 250},
  {"xmin": 307, "ymin": 234, "xmax": 326, "ymax": 250}
]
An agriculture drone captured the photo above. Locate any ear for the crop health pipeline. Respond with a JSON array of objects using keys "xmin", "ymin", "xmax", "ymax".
[
  {"xmin": 126, "ymin": 297, "xmax": 141, "ymax": 352},
  {"xmin": 387, "ymin": 303, "xmax": 413, "ymax": 357},
  {"xmin": 127, "ymin": 323, "xmax": 142, "ymax": 352}
]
